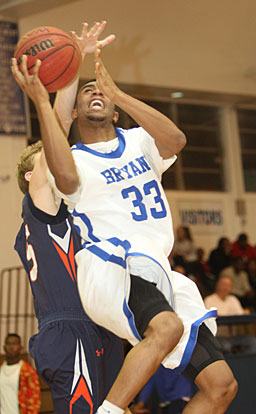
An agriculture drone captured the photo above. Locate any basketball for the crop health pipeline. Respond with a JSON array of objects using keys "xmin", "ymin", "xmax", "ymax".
[{"xmin": 14, "ymin": 26, "xmax": 81, "ymax": 92}]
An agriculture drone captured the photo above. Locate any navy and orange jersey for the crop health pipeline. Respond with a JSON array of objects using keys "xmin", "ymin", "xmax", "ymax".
[
  {"xmin": 14, "ymin": 190, "xmax": 85, "ymax": 319},
  {"xmin": 14, "ymin": 191, "xmax": 124, "ymax": 414}
]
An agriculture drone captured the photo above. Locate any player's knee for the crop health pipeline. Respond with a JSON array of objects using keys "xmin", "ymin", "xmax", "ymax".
[
  {"xmin": 169, "ymin": 313, "xmax": 184, "ymax": 344},
  {"xmin": 148, "ymin": 312, "xmax": 184, "ymax": 353},
  {"xmin": 218, "ymin": 375, "xmax": 238, "ymax": 405},
  {"xmin": 214, "ymin": 377, "xmax": 237, "ymax": 407},
  {"xmin": 205, "ymin": 371, "xmax": 238, "ymax": 407}
]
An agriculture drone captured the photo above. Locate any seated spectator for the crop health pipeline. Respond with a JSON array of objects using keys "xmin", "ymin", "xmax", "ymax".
[
  {"xmin": 133, "ymin": 365, "xmax": 192, "ymax": 414},
  {"xmin": 231, "ymin": 233, "xmax": 256, "ymax": 263},
  {"xmin": 208, "ymin": 237, "xmax": 232, "ymax": 278},
  {"xmin": 171, "ymin": 226, "xmax": 197, "ymax": 273},
  {"xmin": 246, "ymin": 258, "xmax": 256, "ymax": 290},
  {"xmin": 245, "ymin": 258, "xmax": 256, "ymax": 311},
  {"xmin": 173, "ymin": 260, "xmax": 211, "ymax": 299},
  {"xmin": 0, "ymin": 333, "xmax": 40, "ymax": 414},
  {"xmin": 191, "ymin": 248, "xmax": 216, "ymax": 298},
  {"xmin": 204, "ymin": 277, "xmax": 256, "ymax": 355},
  {"xmin": 219, "ymin": 256, "xmax": 255, "ymax": 308},
  {"xmin": 204, "ymin": 275, "xmax": 244, "ymax": 316}
]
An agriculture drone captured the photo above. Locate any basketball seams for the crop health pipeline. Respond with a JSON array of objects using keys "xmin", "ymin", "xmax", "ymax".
[
  {"xmin": 15, "ymin": 33, "xmax": 73, "ymax": 58},
  {"xmin": 44, "ymin": 48, "xmax": 76, "ymax": 89}
]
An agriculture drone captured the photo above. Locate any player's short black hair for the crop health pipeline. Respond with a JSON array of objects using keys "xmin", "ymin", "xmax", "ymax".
[
  {"xmin": 83, "ymin": 78, "xmax": 96, "ymax": 85},
  {"xmin": 5, "ymin": 333, "xmax": 21, "ymax": 344}
]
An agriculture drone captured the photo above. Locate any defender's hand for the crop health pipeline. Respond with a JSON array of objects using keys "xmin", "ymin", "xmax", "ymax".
[
  {"xmin": 71, "ymin": 21, "xmax": 115, "ymax": 60},
  {"xmin": 11, "ymin": 55, "xmax": 49, "ymax": 105}
]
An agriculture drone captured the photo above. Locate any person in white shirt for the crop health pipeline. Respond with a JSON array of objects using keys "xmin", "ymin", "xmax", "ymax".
[
  {"xmin": 0, "ymin": 333, "xmax": 40, "ymax": 414},
  {"xmin": 204, "ymin": 275, "xmax": 244, "ymax": 317},
  {"xmin": 204, "ymin": 276, "xmax": 256, "ymax": 354}
]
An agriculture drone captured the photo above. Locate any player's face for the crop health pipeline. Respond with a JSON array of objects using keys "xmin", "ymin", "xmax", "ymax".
[
  {"xmin": 76, "ymin": 81, "xmax": 117, "ymax": 123},
  {"xmin": 4, "ymin": 336, "xmax": 22, "ymax": 358}
]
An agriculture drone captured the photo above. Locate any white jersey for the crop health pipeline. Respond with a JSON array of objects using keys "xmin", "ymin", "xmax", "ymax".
[
  {"xmin": 62, "ymin": 127, "xmax": 176, "ymax": 256},
  {"xmin": 48, "ymin": 126, "xmax": 217, "ymax": 372}
]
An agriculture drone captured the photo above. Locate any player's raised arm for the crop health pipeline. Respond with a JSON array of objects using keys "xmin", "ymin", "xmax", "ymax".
[
  {"xmin": 11, "ymin": 55, "xmax": 79, "ymax": 195},
  {"xmin": 54, "ymin": 21, "xmax": 115, "ymax": 137},
  {"xmin": 95, "ymin": 48, "xmax": 186, "ymax": 159}
]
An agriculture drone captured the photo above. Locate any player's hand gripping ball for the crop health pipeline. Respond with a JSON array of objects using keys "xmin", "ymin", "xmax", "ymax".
[{"xmin": 14, "ymin": 26, "xmax": 81, "ymax": 92}]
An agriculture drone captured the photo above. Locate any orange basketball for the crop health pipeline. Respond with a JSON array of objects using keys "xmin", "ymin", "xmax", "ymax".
[{"xmin": 14, "ymin": 26, "xmax": 81, "ymax": 92}]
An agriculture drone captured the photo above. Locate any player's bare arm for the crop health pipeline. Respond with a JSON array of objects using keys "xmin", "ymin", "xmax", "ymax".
[
  {"xmin": 26, "ymin": 148, "xmax": 62, "ymax": 215},
  {"xmin": 54, "ymin": 21, "xmax": 115, "ymax": 137},
  {"xmin": 11, "ymin": 55, "xmax": 80, "ymax": 195},
  {"xmin": 95, "ymin": 47, "xmax": 186, "ymax": 159}
]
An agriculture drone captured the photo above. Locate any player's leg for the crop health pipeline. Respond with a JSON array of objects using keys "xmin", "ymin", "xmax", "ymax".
[
  {"xmin": 181, "ymin": 324, "xmax": 237, "ymax": 414},
  {"xmin": 182, "ymin": 361, "xmax": 237, "ymax": 414},
  {"xmin": 97, "ymin": 276, "xmax": 184, "ymax": 412},
  {"xmin": 31, "ymin": 320, "xmax": 106, "ymax": 414},
  {"xmin": 106, "ymin": 311, "xmax": 183, "ymax": 408},
  {"xmin": 100, "ymin": 327, "xmax": 124, "ymax": 396}
]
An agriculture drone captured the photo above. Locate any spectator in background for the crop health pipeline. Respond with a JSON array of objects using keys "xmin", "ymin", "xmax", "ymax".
[
  {"xmin": 219, "ymin": 256, "xmax": 254, "ymax": 309},
  {"xmin": 246, "ymin": 258, "xmax": 256, "ymax": 292},
  {"xmin": 133, "ymin": 365, "xmax": 192, "ymax": 414},
  {"xmin": 244, "ymin": 258, "xmax": 256, "ymax": 312},
  {"xmin": 208, "ymin": 237, "xmax": 232, "ymax": 279},
  {"xmin": 192, "ymin": 248, "xmax": 216, "ymax": 298},
  {"xmin": 171, "ymin": 226, "xmax": 197, "ymax": 273},
  {"xmin": 172, "ymin": 264, "xmax": 187, "ymax": 276},
  {"xmin": 231, "ymin": 233, "xmax": 256, "ymax": 263},
  {"xmin": 204, "ymin": 276, "xmax": 244, "ymax": 317},
  {"xmin": 204, "ymin": 276, "xmax": 256, "ymax": 355},
  {"xmin": 172, "ymin": 245, "xmax": 215, "ymax": 298},
  {"xmin": 0, "ymin": 333, "xmax": 40, "ymax": 414}
]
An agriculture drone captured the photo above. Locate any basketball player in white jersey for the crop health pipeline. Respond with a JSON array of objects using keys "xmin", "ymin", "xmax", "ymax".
[{"xmin": 12, "ymin": 35, "xmax": 237, "ymax": 414}]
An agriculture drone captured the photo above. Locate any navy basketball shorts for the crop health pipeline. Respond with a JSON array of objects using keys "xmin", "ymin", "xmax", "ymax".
[
  {"xmin": 182, "ymin": 323, "xmax": 225, "ymax": 382},
  {"xmin": 128, "ymin": 275, "xmax": 174, "ymax": 336},
  {"xmin": 128, "ymin": 275, "xmax": 224, "ymax": 382},
  {"xmin": 29, "ymin": 316, "xmax": 123, "ymax": 414}
]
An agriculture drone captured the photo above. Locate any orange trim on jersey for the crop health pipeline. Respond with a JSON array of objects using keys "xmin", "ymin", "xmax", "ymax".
[
  {"xmin": 69, "ymin": 375, "xmax": 93, "ymax": 414},
  {"xmin": 68, "ymin": 237, "xmax": 77, "ymax": 281},
  {"xmin": 52, "ymin": 240, "xmax": 74, "ymax": 282}
]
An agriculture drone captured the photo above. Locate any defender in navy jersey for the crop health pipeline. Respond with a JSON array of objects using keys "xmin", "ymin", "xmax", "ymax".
[
  {"xmin": 15, "ymin": 142, "xmax": 123, "ymax": 414},
  {"xmin": 13, "ymin": 22, "xmax": 123, "ymax": 414},
  {"xmin": 12, "ymin": 35, "xmax": 237, "ymax": 414}
]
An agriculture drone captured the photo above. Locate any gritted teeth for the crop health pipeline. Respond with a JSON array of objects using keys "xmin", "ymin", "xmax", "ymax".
[{"xmin": 89, "ymin": 99, "xmax": 104, "ymax": 108}]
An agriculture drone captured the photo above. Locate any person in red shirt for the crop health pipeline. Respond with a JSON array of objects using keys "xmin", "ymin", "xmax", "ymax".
[{"xmin": 231, "ymin": 233, "xmax": 256, "ymax": 263}]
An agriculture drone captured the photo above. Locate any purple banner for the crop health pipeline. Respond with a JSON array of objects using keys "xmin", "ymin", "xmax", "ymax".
[{"xmin": 0, "ymin": 21, "xmax": 28, "ymax": 135}]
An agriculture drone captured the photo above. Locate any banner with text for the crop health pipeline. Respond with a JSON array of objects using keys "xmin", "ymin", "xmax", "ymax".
[{"xmin": 177, "ymin": 199, "xmax": 226, "ymax": 236}]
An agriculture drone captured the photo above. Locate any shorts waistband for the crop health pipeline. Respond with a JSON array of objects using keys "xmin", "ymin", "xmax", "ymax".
[{"xmin": 38, "ymin": 310, "xmax": 91, "ymax": 329}]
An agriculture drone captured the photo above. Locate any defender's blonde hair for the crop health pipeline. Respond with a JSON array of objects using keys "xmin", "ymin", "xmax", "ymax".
[{"xmin": 16, "ymin": 141, "xmax": 43, "ymax": 194}]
